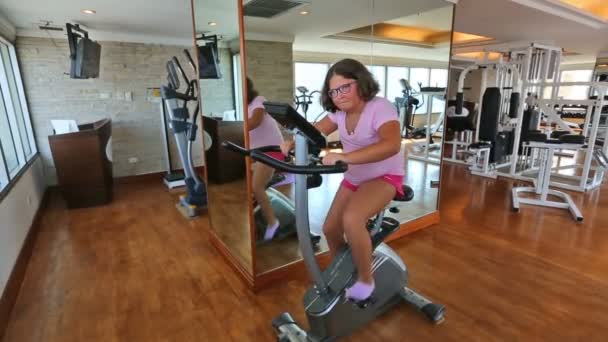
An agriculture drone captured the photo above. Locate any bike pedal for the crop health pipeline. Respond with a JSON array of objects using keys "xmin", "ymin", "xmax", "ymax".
[{"xmin": 350, "ymin": 296, "xmax": 376, "ymax": 309}]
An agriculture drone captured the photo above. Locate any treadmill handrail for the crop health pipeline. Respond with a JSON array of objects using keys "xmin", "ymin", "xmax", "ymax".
[{"xmin": 161, "ymin": 85, "xmax": 196, "ymax": 102}]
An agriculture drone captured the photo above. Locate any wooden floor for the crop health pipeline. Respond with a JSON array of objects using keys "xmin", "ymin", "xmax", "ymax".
[
  {"xmin": 2, "ymin": 163, "xmax": 608, "ymax": 341},
  {"xmin": 206, "ymin": 178, "xmax": 253, "ymax": 273}
]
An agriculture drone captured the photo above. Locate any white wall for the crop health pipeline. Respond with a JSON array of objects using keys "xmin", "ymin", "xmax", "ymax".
[
  {"xmin": 0, "ymin": 11, "xmax": 16, "ymax": 43},
  {"xmin": 0, "ymin": 158, "xmax": 46, "ymax": 296}
]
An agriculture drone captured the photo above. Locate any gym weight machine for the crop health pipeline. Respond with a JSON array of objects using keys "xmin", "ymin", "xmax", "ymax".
[{"xmin": 452, "ymin": 43, "xmax": 608, "ymax": 193}]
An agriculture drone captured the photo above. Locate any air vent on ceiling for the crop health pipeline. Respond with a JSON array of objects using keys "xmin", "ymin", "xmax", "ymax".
[{"xmin": 243, "ymin": 0, "xmax": 309, "ymax": 18}]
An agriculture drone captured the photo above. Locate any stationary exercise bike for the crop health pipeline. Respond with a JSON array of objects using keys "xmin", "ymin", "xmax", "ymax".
[
  {"xmin": 224, "ymin": 102, "xmax": 445, "ymax": 341},
  {"xmin": 160, "ymin": 54, "xmax": 208, "ymax": 218}
]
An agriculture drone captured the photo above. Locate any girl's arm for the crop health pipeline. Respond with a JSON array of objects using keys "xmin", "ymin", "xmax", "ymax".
[
  {"xmin": 281, "ymin": 115, "xmax": 338, "ymax": 154},
  {"xmin": 248, "ymin": 108, "xmax": 265, "ymax": 131},
  {"xmin": 314, "ymin": 115, "xmax": 338, "ymax": 136},
  {"xmin": 328, "ymin": 121, "xmax": 401, "ymax": 165}
]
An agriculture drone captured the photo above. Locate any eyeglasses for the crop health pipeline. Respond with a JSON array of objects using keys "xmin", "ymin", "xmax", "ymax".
[{"xmin": 328, "ymin": 81, "xmax": 356, "ymax": 98}]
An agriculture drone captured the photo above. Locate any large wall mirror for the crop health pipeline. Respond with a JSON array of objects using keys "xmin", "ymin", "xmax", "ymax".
[
  {"xmin": 191, "ymin": 0, "xmax": 253, "ymax": 275},
  {"xmin": 242, "ymin": 0, "xmax": 456, "ymax": 276}
]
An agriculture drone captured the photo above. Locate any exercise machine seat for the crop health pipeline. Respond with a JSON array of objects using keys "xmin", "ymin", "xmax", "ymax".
[
  {"xmin": 559, "ymin": 134, "xmax": 586, "ymax": 145},
  {"xmin": 550, "ymin": 130, "xmax": 570, "ymax": 139},
  {"xmin": 446, "ymin": 116, "xmax": 476, "ymax": 132},
  {"xmin": 469, "ymin": 142, "xmax": 492, "ymax": 149},
  {"xmin": 526, "ymin": 132, "xmax": 547, "ymax": 142}
]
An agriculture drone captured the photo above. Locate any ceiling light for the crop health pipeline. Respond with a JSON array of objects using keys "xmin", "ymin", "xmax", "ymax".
[
  {"xmin": 208, "ymin": 21, "xmax": 217, "ymax": 26},
  {"xmin": 299, "ymin": 10, "xmax": 310, "ymax": 15},
  {"xmin": 556, "ymin": 0, "xmax": 608, "ymax": 20},
  {"xmin": 81, "ymin": 9, "xmax": 96, "ymax": 15}
]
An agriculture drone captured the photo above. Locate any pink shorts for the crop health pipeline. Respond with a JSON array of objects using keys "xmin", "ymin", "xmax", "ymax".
[
  {"xmin": 341, "ymin": 174, "xmax": 404, "ymax": 196},
  {"xmin": 264, "ymin": 151, "xmax": 286, "ymax": 161}
]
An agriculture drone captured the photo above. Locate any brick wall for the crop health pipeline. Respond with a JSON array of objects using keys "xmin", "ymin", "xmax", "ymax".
[
  {"xmin": 244, "ymin": 40, "xmax": 293, "ymax": 103},
  {"xmin": 15, "ymin": 36, "xmax": 234, "ymax": 184},
  {"xmin": 200, "ymin": 48, "xmax": 236, "ymax": 117}
]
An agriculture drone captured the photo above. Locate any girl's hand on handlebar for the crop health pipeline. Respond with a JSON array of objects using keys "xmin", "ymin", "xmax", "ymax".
[
  {"xmin": 322, "ymin": 152, "xmax": 348, "ymax": 165},
  {"xmin": 280, "ymin": 140, "xmax": 295, "ymax": 156}
]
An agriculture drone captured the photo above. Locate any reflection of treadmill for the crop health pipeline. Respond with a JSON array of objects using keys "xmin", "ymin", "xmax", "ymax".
[
  {"xmin": 394, "ymin": 78, "xmax": 420, "ymax": 138},
  {"xmin": 410, "ymin": 87, "xmax": 446, "ymax": 143},
  {"xmin": 409, "ymin": 87, "xmax": 446, "ymax": 164}
]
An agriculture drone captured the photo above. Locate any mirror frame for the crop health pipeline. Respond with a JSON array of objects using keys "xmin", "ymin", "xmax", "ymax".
[
  {"xmin": 436, "ymin": 4, "xmax": 457, "ymax": 213},
  {"xmin": 192, "ymin": 0, "xmax": 457, "ymax": 291},
  {"xmin": 188, "ymin": 0, "xmax": 257, "ymax": 286}
]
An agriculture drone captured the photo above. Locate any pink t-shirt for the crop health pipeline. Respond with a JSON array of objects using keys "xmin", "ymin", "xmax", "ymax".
[
  {"xmin": 247, "ymin": 96, "xmax": 284, "ymax": 149},
  {"xmin": 328, "ymin": 96, "xmax": 404, "ymax": 185}
]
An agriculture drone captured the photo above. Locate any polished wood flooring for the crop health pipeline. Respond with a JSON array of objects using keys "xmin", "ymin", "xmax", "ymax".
[
  {"xmin": 206, "ymin": 179, "xmax": 253, "ymax": 273},
  {"xmin": 3, "ymin": 163, "xmax": 608, "ymax": 341}
]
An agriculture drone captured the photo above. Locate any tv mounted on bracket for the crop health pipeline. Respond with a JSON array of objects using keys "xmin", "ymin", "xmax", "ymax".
[
  {"xmin": 66, "ymin": 23, "xmax": 101, "ymax": 79},
  {"xmin": 196, "ymin": 34, "xmax": 222, "ymax": 79}
]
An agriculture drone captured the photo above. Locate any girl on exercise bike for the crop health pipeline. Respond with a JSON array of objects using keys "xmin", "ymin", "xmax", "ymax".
[
  {"xmin": 281, "ymin": 59, "xmax": 404, "ymax": 302},
  {"xmin": 247, "ymin": 77, "xmax": 286, "ymax": 240}
]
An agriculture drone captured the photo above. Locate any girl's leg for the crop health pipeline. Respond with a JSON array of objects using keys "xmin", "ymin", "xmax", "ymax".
[
  {"xmin": 252, "ymin": 162, "xmax": 279, "ymax": 239},
  {"xmin": 342, "ymin": 178, "xmax": 396, "ymax": 300},
  {"xmin": 322, "ymin": 184, "xmax": 355, "ymax": 259}
]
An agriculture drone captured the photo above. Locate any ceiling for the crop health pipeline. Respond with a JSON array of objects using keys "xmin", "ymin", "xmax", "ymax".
[
  {"xmin": 0, "ymin": 0, "xmax": 456, "ymax": 62},
  {"xmin": 241, "ymin": 0, "xmax": 455, "ymax": 61},
  {"xmin": 557, "ymin": 0, "xmax": 608, "ymax": 20},
  {"xmin": 453, "ymin": 0, "xmax": 608, "ymax": 64},
  {"xmin": 7, "ymin": 0, "xmax": 605, "ymax": 65},
  {"xmin": 0, "ymin": 0, "xmax": 193, "ymax": 45}
]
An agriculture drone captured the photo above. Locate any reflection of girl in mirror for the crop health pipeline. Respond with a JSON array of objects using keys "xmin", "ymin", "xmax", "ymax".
[
  {"xmin": 281, "ymin": 59, "xmax": 404, "ymax": 302},
  {"xmin": 247, "ymin": 77, "xmax": 286, "ymax": 240}
]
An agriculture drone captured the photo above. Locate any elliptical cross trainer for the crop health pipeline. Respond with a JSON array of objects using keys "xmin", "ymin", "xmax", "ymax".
[{"xmin": 160, "ymin": 52, "xmax": 208, "ymax": 218}]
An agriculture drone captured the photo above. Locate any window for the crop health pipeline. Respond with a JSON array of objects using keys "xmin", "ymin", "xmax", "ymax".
[
  {"xmin": 0, "ymin": 91, "xmax": 19, "ymax": 173},
  {"xmin": 0, "ymin": 150, "xmax": 8, "ymax": 186},
  {"xmin": 430, "ymin": 69, "xmax": 448, "ymax": 88},
  {"xmin": 366, "ymin": 65, "xmax": 386, "ymax": 98},
  {"xmin": 293, "ymin": 62, "xmax": 448, "ymax": 119},
  {"xmin": 1, "ymin": 44, "xmax": 31, "ymax": 157},
  {"xmin": 409, "ymin": 68, "xmax": 430, "ymax": 114},
  {"xmin": 558, "ymin": 69, "xmax": 593, "ymax": 100},
  {"xmin": 0, "ymin": 36, "xmax": 37, "ymax": 193},
  {"xmin": 294, "ymin": 62, "xmax": 329, "ymax": 122},
  {"xmin": 430, "ymin": 69, "xmax": 448, "ymax": 113},
  {"xmin": 386, "ymin": 67, "xmax": 409, "ymax": 102}
]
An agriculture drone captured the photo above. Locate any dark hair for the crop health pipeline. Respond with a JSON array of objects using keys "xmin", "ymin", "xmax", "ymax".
[
  {"xmin": 320, "ymin": 58, "xmax": 379, "ymax": 113},
  {"xmin": 246, "ymin": 77, "xmax": 258, "ymax": 105}
]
